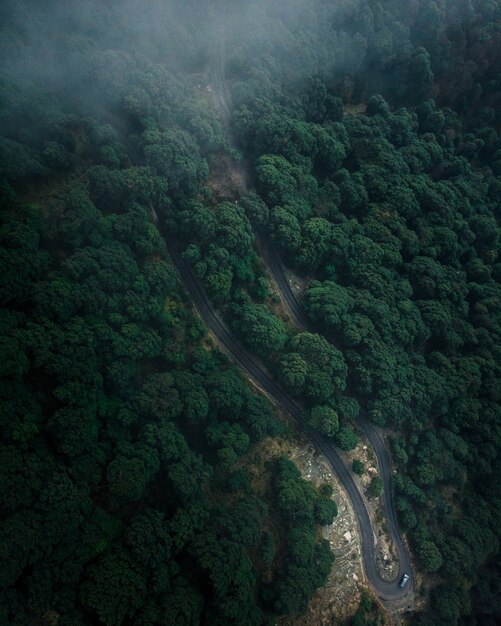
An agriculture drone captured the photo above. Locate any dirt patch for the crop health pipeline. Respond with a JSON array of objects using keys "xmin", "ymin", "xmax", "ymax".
[
  {"xmin": 254, "ymin": 254, "xmax": 296, "ymax": 326},
  {"xmin": 283, "ymin": 267, "xmax": 311, "ymax": 301},
  {"xmin": 344, "ymin": 103, "xmax": 367, "ymax": 116},
  {"xmin": 207, "ymin": 152, "xmax": 247, "ymax": 202}
]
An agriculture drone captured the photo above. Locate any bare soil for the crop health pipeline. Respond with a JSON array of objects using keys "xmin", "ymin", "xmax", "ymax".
[
  {"xmin": 206, "ymin": 152, "xmax": 247, "ymax": 202},
  {"xmin": 344, "ymin": 102, "xmax": 367, "ymax": 116},
  {"xmin": 283, "ymin": 266, "xmax": 311, "ymax": 301}
]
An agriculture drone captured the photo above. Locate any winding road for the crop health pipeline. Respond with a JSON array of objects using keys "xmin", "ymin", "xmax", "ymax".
[
  {"xmin": 201, "ymin": 1, "xmax": 414, "ymax": 602},
  {"xmin": 162, "ymin": 231, "xmax": 408, "ymax": 601},
  {"xmin": 256, "ymin": 236, "xmax": 414, "ymax": 601}
]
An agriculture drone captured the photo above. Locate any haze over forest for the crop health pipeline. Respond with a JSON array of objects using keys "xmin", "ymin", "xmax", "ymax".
[{"xmin": 0, "ymin": 1, "xmax": 500, "ymax": 625}]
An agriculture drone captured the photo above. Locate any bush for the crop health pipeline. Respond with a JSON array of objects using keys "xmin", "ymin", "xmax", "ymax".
[{"xmin": 352, "ymin": 459, "xmax": 365, "ymax": 475}]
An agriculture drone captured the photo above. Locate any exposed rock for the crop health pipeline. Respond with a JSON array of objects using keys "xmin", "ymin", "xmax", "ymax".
[{"xmin": 276, "ymin": 434, "xmax": 367, "ymax": 625}]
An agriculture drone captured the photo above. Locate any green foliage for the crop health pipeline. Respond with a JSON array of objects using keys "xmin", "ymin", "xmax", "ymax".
[
  {"xmin": 278, "ymin": 352, "xmax": 309, "ymax": 391},
  {"xmin": 0, "ymin": 50, "xmax": 328, "ymax": 624},
  {"xmin": 270, "ymin": 458, "xmax": 335, "ymax": 615},
  {"xmin": 80, "ymin": 549, "xmax": 147, "ymax": 626},
  {"xmin": 260, "ymin": 531, "xmax": 276, "ymax": 567},
  {"xmin": 334, "ymin": 427, "xmax": 359, "ymax": 452},
  {"xmin": 367, "ymin": 476, "xmax": 383, "ymax": 500},
  {"xmin": 142, "ymin": 127, "xmax": 208, "ymax": 196},
  {"xmin": 214, "ymin": 201, "xmax": 254, "ymax": 253},
  {"xmin": 308, "ymin": 405, "xmax": 339, "ymax": 438},
  {"xmin": 288, "ymin": 332, "xmax": 348, "ymax": 402},
  {"xmin": 314, "ymin": 495, "xmax": 338, "ymax": 526},
  {"xmin": 107, "ymin": 451, "xmax": 158, "ymax": 504},
  {"xmin": 352, "ymin": 460, "xmax": 365, "ymax": 476},
  {"xmin": 417, "ymin": 539, "xmax": 443, "ymax": 573},
  {"xmin": 304, "ymin": 280, "xmax": 353, "ymax": 328},
  {"xmin": 2, "ymin": 0, "xmax": 501, "ymax": 623},
  {"xmin": 256, "ymin": 154, "xmax": 317, "ymax": 207},
  {"xmin": 275, "ymin": 457, "xmax": 318, "ymax": 523},
  {"xmin": 350, "ymin": 592, "xmax": 384, "ymax": 626},
  {"xmin": 207, "ymin": 422, "xmax": 250, "ymax": 469},
  {"xmin": 240, "ymin": 192, "xmax": 269, "ymax": 226},
  {"xmin": 237, "ymin": 45, "xmax": 501, "ymax": 620},
  {"xmin": 233, "ymin": 302, "xmax": 288, "ymax": 357},
  {"xmin": 296, "ymin": 217, "xmax": 332, "ymax": 270},
  {"xmin": 269, "ymin": 205, "xmax": 302, "ymax": 253}
]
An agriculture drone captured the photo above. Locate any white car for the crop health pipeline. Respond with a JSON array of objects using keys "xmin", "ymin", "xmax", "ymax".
[{"xmin": 399, "ymin": 573, "xmax": 410, "ymax": 588}]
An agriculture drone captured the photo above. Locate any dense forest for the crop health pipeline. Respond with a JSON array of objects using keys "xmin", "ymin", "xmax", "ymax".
[{"xmin": 1, "ymin": 1, "xmax": 500, "ymax": 625}]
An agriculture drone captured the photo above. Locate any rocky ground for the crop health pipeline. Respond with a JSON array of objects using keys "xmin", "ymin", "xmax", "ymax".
[
  {"xmin": 281, "ymin": 436, "xmax": 367, "ymax": 625},
  {"xmin": 341, "ymin": 436, "xmax": 399, "ymax": 582},
  {"xmin": 240, "ymin": 415, "xmax": 369, "ymax": 626},
  {"xmin": 284, "ymin": 267, "xmax": 311, "ymax": 301}
]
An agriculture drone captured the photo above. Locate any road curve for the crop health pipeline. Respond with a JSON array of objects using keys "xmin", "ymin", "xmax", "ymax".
[
  {"xmin": 256, "ymin": 231, "xmax": 316, "ymax": 332},
  {"xmin": 160, "ymin": 226, "xmax": 410, "ymax": 601},
  {"xmin": 206, "ymin": 2, "xmax": 414, "ymax": 601},
  {"xmin": 258, "ymin": 236, "xmax": 413, "ymax": 596}
]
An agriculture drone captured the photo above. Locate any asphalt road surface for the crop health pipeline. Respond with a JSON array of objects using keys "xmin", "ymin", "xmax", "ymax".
[
  {"xmin": 142, "ymin": 2, "xmax": 415, "ymax": 601},
  {"xmin": 259, "ymin": 221, "xmax": 413, "ymax": 600},
  {"xmin": 257, "ymin": 239, "xmax": 414, "ymax": 597},
  {"xmin": 162, "ymin": 226, "xmax": 412, "ymax": 601}
]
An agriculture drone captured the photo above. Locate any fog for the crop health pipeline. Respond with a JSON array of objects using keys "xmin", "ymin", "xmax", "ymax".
[
  {"xmin": 1, "ymin": 2, "xmax": 500, "ymax": 625},
  {"xmin": 1, "ymin": 1, "xmax": 207, "ymax": 91},
  {"xmin": 0, "ymin": 0, "xmax": 360, "ymax": 113},
  {"xmin": 0, "ymin": 0, "xmax": 493, "ymax": 129}
]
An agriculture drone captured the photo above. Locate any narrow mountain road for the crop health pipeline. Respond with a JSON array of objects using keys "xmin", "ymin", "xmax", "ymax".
[
  {"xmin": 206, "ymin": 2, "xmax": 414, "ymax": 602},
  {"xmin": 161, "ymin": 230, "xmax": 409, "ymax": 601},
  {"xmin": 256, "ymin": 231, "xmax": 316, "ymax": 332},
  {"xmin": 259, "ymin": 234, "xmax": 414, "ymax": 600}
]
